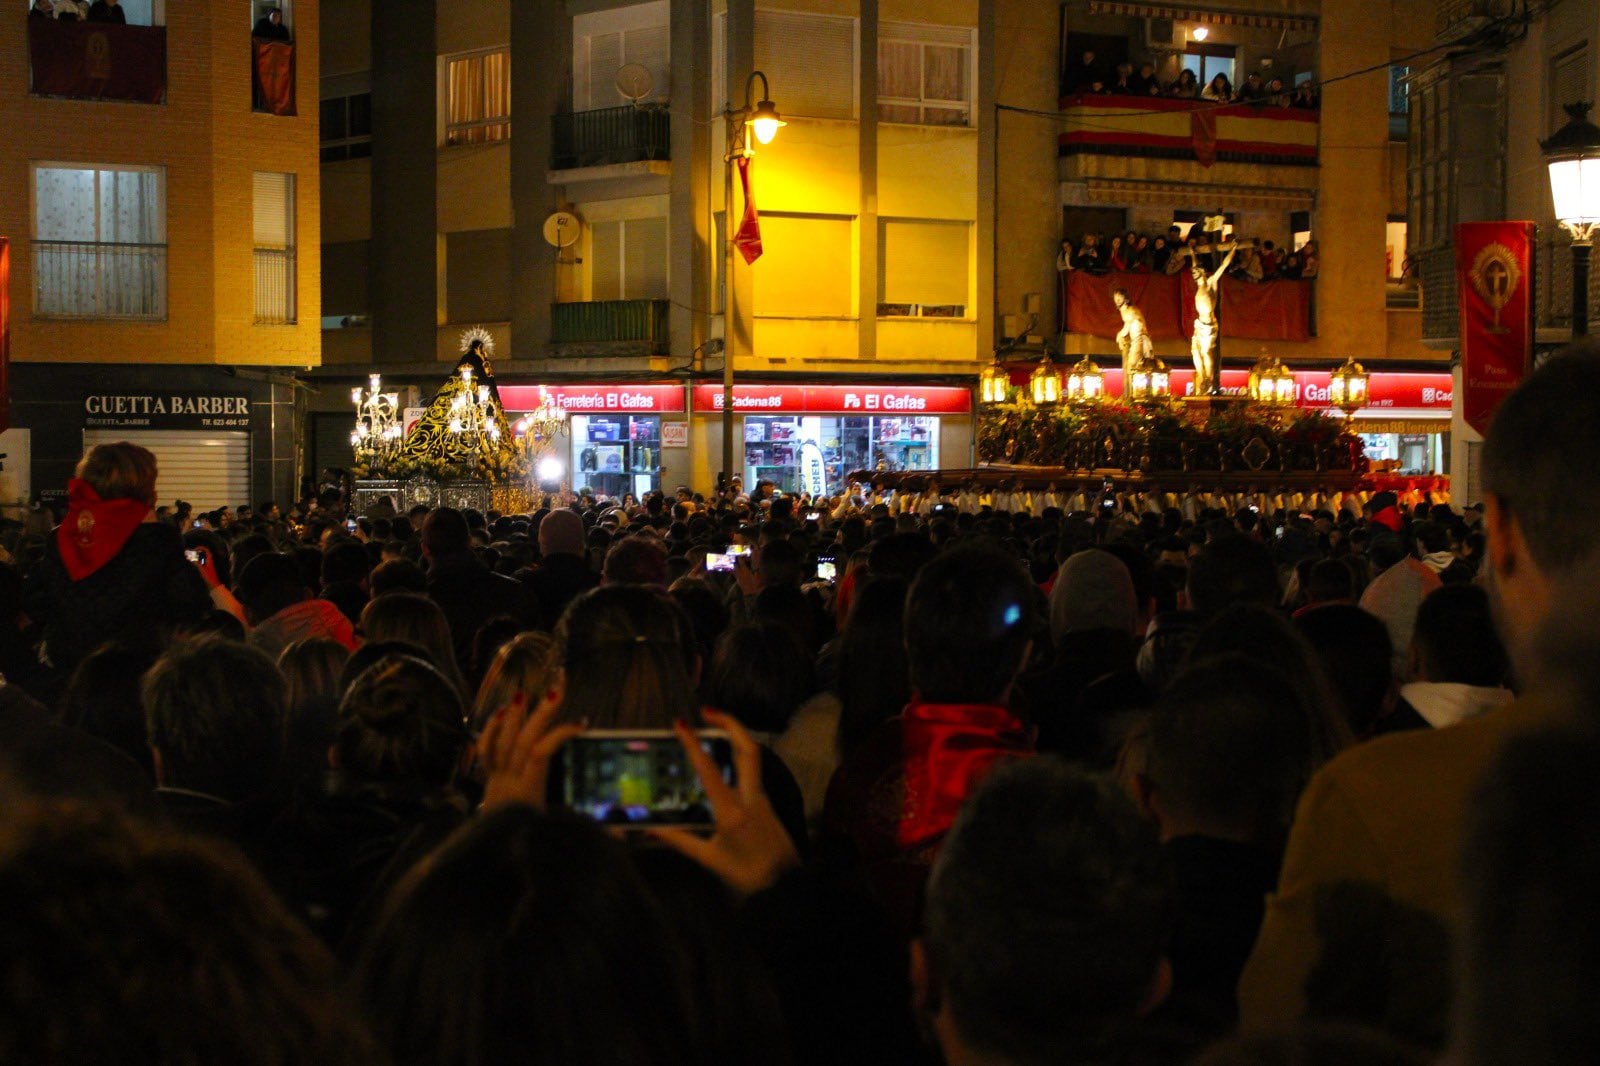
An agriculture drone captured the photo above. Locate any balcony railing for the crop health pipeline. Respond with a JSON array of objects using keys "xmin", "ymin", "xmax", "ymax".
[
  {"xmin": 552, "ymin": 105, "xmax": 671, "ymax": 171},
  {"xmin": 28, "ymin": 18, "xmax": 167, "ymax": 104},
  {"xmin": 254, "ymin": 248, "xmax": 297, "ymax": 324},
  {"xmin": 1058, "ymin": 94, "xmax": 1318, "ymax": 167},
  {"xmin": 33, "ymin": 240, "xmax": 166, "ymax": 319},
  {"xmin": 551, "ymin": 299, "xmax": 669, "ymax": 353}
]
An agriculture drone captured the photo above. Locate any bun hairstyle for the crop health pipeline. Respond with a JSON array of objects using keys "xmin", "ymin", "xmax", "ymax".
[
  {"xmin": 555, "ymin": 585, "xmax": 699, "ymax": 729},
  {"xmin": 336, "ymin": 654, "xmax": 467, "ymax": 788}
]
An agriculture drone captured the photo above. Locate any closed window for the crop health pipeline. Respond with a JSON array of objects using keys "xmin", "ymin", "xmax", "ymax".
[
  {"xmin": 253, "ymin": 172, "xmax": 296, "ymax": 324},
  {"xmin": 753, "ymin": 214, "xmax": 854, "ymax": 317},
  {"xmin": 879, "ymin": 22, "xmax": 973, "ymax": 127},
  {"xmin": 878, "ymin": 219, "xmax": 968, "ymax": 316},
  {"xmin": 589, "ymin": 217, "xmax": 668, "ymax": 301},
  {"xmin": 575, "ymin": 1, "xmax": 669, "ymax": 110},
  {"xmin": 445, "ymin": 47, "xmax": 510, "ymax": 146},
  {"xmin": 32, "ymin": 163, "xmax": 166, "ymax": 319},
  {"xmin": 1549, "ymin": 44, "xmax": 1592, "ymax": 137},
  {"xmin": 320, "ymin": 92, "xmax": 371, "ymax": 162}
]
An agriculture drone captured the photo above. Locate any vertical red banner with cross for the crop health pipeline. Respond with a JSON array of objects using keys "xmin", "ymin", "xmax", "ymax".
[
  {"xmin": 734, "ymin": 155, "xmax": 763, "ymax": 264},
  {"xmin": 0, "ymin": 238, "xmax": 10, "ymax": 434},
  {"xmin": 1456, "ymin": 221, "xmax": 1534, "ymax": 436}
]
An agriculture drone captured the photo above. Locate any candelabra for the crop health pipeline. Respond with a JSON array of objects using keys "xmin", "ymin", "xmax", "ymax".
[
  {"xmin": 512, "ymin": 386, "xmax": 570, "ymax": 488},
  {"xmin": 351, "ymin": 374, "xmax": 402, "ymax": 467},
  {"xmin": 449, "ymin": 365, "xmax": 500, "ymax": 464}
]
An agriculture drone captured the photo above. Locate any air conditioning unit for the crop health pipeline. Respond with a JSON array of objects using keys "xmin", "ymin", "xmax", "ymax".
[{"xmin": 1145, "ymin": 18, "xmax": 1175, "ymax": 49}]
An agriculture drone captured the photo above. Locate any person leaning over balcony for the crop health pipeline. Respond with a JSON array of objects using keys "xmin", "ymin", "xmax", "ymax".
[
  {"xmin": 30, "ymin": 0, "xmax": 54, "ymax": 17},
  {"xmin": 87, "ymin": 0, "xmax": 125, "ymax": 23},
  {"xmin": 253, "ymin": 5, "xmax": 290, "ymax": 41},
  {"xmin": 1169, "ymin": 69, "xmax": 1200, "ymax": 99},
  {"xmin": 1202, "ymin": 73, "xmax": 1233, "ymax": 102},
  {"xmin": 52, "ymin": 0, "xmax": 84, "ymax": 20}
]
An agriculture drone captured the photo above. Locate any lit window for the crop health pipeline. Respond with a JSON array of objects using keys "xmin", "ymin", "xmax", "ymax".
[
  {"xmin": 445, "ymin": 48, "xmax": 511, "ymax": 146},
  {"xmin": 32, "ymin": 163, "xmax": 166, "ymax": 319}
]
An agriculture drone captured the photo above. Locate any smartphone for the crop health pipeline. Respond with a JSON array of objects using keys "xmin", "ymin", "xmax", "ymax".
[
  {"xmin": 816, "ymin": 559, "xmax": 837, "ymax": 583},
  {"xmin": 184, "ymin": 548, "xmax": 202, "ymax": 564},
  {"xmin": 345, "ymin": 518, "xmax": 358, "ymax": 531},
  {"xmin": 548, "ymin": 730, "xmax": 734, "ymax": 828},
  {"xmin": 805, "ymin": 511, "xmax": 822, "ymax": 522},
  {"xmin": 192, "ymin": 519, "xmax": 205, "ymax": 529}
]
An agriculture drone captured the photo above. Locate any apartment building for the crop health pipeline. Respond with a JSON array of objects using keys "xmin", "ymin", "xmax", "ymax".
[{"xmin": 0, "ymin": 0, "xmax": 321, "ymax": 510}]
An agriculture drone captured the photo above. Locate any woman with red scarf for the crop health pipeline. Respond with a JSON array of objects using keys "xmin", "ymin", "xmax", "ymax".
[{"xmin": 23, "ymin": 442, "xmax": 210, "ymax": 677}]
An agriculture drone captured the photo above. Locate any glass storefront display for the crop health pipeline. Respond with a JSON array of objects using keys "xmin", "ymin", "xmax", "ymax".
[
  {"xmin": 1359, "ymin": 431, "xmax": 1443, "ymax": 475},
  {"xmin": 572, "ymin": 413, "xmax": 661, "ymax": 499},
  {"xmin": 743, "ymin": 415, "xmax": 941, "ymax": 494}
]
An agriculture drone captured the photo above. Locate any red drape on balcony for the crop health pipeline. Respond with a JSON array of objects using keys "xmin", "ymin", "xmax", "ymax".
[
  {"xmin": 0, "ymin": 238, "xmax": 10, "ymax": 434},
  {"xmin": 252, "ymin": 39, "xmax": 296, "ymax": 116},
  {"xmin": 1062, "ymin": 270, "xmax": 1312, "ymax": 343},
  {"xmin": 28, "ymin": 19, "xmax": 167, "ymax": 104}
]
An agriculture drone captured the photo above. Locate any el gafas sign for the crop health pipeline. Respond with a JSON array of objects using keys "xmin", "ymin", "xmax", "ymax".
[{"xmin": 83, "ymin": 392, "xmax": 252, "ymax": 430}]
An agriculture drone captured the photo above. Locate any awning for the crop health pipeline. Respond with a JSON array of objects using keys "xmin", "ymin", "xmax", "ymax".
[{"xmin": 1086, "ymin": 2, "xmax": 1317, "ymax": 32}]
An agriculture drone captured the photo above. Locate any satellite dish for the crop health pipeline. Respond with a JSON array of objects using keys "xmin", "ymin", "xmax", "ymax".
[
  {"xmin": 616, "ymin": 63, "xmax": 654, "ymax": 104},
  {"xmin": 542, "ymin": 211, "xmax": 581, "ymax": 248}
]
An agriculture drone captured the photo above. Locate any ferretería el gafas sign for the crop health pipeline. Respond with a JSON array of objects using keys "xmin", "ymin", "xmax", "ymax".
[{"xmin": 83, "ymin": 392, "xmax": 252, "ymax": 430}]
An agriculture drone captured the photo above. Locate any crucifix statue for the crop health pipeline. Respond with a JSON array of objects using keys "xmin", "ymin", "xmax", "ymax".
[{"xmin": 1190, "ymin": 241, "xmax": 1237, "ymax": 396}]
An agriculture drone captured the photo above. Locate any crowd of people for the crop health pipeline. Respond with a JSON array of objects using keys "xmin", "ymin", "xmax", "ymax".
[
  {"xmin": 29, "ymin": 0, "xmax": 128, "ymax": 22},
  {"xmin": 1, "ymin": 346, "xmax": 1598, "ymax": 1064},
  {"xmin": 1058, "ymin": 227, "xmax": 1317, "ymax": 283},
  {"xmin": 1063, "ymin": 50, "xmax": 1320, "ymax": 109}
]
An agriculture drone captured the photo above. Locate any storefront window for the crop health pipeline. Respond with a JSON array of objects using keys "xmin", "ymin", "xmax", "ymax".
[
  {"xmin": 569, "ymin": 413, "xmax": 662, "ymax": 499},
  {"xmin": 743, "ymin": 415, "xmax": 940, "ymax": 494},
  {"xmin": 1360, "ymin": 431, "xmax": 1442, "ymax": 475}
]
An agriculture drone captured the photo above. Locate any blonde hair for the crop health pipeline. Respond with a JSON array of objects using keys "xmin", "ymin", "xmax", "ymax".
[
  {"xmin": 76, "ymin": 442, "xmax": 158, "ymax": 506},
  {"xmin": 471, "ymin": 631, "xmax": 561, "ymax": 732}
]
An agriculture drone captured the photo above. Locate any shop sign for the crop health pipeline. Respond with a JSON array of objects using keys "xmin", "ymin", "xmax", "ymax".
[
  {"xmin": 690, "ymin": 384, "xmax": 972, "ymax": 415},
  {"xmin": 1100, "ymin": 370, "xmax": 1453, "ymax": 411},
  {"xmin": 83, "ymin": 392, "xmax": 251, "ymax": 430},
  {"xmin": 499, "ymin": 384, "xmax": 686, "ymax": 414},
  {"xmin": 660, "ymin": 422, "xmax": 689, "ymax": 448}
]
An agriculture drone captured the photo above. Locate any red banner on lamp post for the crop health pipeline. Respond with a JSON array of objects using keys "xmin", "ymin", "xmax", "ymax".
[
  {"xmin": 1456, "ymin": 221, "xmax": 1535, "ymax": 436},
  {"xmin": 0, "ymin": 238, "xmax": 10, "ymax": 434}
]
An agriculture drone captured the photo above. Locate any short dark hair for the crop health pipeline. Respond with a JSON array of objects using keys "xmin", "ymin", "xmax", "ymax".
[
  {"xmin": 322, "ymin": 540, "xmax": 370, "ymax": 587},
  {"xmin": 234, "ymin": 553, "xmax": 308, "ymax": 623},
  {"xmin": 707, "ymin": 621, "xmax": 817, "ymax": 734},
  {"xmin": 1186, "ymin": 536, "xmax": 1279, "ymax": 617},
  {"xmin": 1305, "ymin": 558, "xmax": 1354, "ymax": 603},
  {"xmin": 602, "ymin": 536, "xmax": 669, "ymax": 586},
  {"xmin": 1481, "ymin": 343, "xmax": 1600, "ymax": 573},
  {"xmin": 0, "ymin": 801, "xmax": 382, "ymax": 1065},
  {"xmin": 1412, "ymin": 583, "xmax": 1507, "ymax": 688},
  {"xmin": 141, "ymin": 636, "xmax": 286, "ymax": 802},
  {"xmin": 1150, "ymin": 655, "xmax": 1327, "ymax": 838},
  {"xmin": 905, "ymin": 546, "xmax": 1036, "ymax": 704},
  {"xmin": 370, "ymin": 558, "xmax": 427, "ymax": 597},
  {"xmin": 421, "ymin": 507, "xmax": 471, "ymax": 557},
  {"xmin": 1295, "ymin": 604, "xmax": 1394, "ymax": 737},
  {"xmin": 924, "ymin": 758, "xmax": 1171, "ymax": 1062}
]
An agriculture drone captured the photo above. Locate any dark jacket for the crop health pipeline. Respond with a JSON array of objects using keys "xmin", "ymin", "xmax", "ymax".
[
  {"xmin": 519, "ymin": 552, "xmax": 599, "ymax": 631},
  {"xmin": 425, "ymin": 549, "xmax": 538, "ymax": 670},
  {"xmin": 0, "ymin": 682, "xmax": 154, "ymax": 808},
  {"xmin": 86, "ymin": 0, "xmax": 126, "ymax": 21},
  {"xmin": 23, "ymin": 522, "xmax": 210, "ymax": 675}
]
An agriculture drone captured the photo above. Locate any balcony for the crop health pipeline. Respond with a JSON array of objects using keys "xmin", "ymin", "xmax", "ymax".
[
  {"xmin": 550, "ymin": 105, "xmax": 670, "ymax": 178},
  {"xmin": 253, "ymin": 248, "xmax": 297, "ymax": 324},
  {"xmin": 33, "ymin": 239, "xmax": 167, "ymax": 319},
  {"xmin": 28, "ymin": 18, "xmax": 166, "ymax": 104},
  {"xmin": 551, "ymin": 299, "xmax": 669, "ymax": 356}
]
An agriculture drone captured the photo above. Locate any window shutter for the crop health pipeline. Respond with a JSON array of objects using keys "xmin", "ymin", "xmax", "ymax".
[
  {"xmin": 755, "ymin": 11, "xmax": 856, "ymax": 120},
  {"xmin": 753, "ymin": 215, "xmax": 854, "ymax": 317},
  {"xmin": 591, "ymin": 220, "xmax": 623, "ymax": 301},
  {"xmin": 881, "ymin": 220, "xmax": 968, "ymax": 307},
  {"xmin": 253, "ymin": 172, "xmax": 293, "ymax": 249},
  {"xmin": 624, "ymin": 217, "xmax": 669, "ymax": 300},
  {"xmin": 588, "ymin": 32, "xmax": 622, "ymax": 109},
  {"xmin": 1550, "ymin": 46, "xmax": 1592, "ymax": 133},
  {"xmin": 625, "ymin": 24, "xmax": 670, "ymax": 101}
]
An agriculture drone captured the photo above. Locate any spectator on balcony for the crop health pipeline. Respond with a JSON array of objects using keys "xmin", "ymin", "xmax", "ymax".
[
  {"xmin": 1074, "ymin": 234, "xmax": 1103, "ymax": 273},
  {"xmin": 1168, "ymin": 68, "xmax": 1200, "ymax": 99},
  {"xmin": 30, "ymin": 0, "xmax": 54, "ymax": 18},
  {"xmin": 1151, "ymin": 235, "xmax": 1173, "ymax": 273},
  {"xmin": 253, "ymin": 5, "xmax": 290, "ymax": 41},
  {"xmin": 1259, "ymin": 240, "xmax": 1280, "ymax": 278},
  {"xmin": 1057, "ymin": 239, "xmax": 1077, "ymax": 274},
  {"xmin": 1230, "ymin": 241, "xmax": 1265, "ymax": 283},
  {"xmin": 1265, "ymin": 76, "xmax": 1290, "ymax": 106},
  {"xmin": 1130, "ymin": 61, "xmax": 1161, "ymax": 96},
  {"xmin": 1291, "ymin": 82, "xmax": 1319, "ymax": 109},
  {"xmin": 1065, "ymin": 49, "xmax": 1104, "ymax": 95},
  {"xmin": 1300, "ymin": 240, "xmax": 1320, "ymax": 278},
  {"xmin": 1237, "ymin": 72, "xmax": 1269, "ymax": 104},
  {"xmin": 86, "ymin": 0, "xmax": 125, "ymax": 23},
  {"xmin": 1277, "ymin": 252, "xmax": 1304, "ymax": 280},
  {"xmin": 53, "ymin": 0, "xmax": 84, "ymax": 19},
  {"xmin": 1107, "ymin": 235, "xmax": 1129, "ymax": 272},
  {"xmin": 1165, "ymin": 240, "xmax": 1193, "ymax": 276},
  {"xmin": 1130, "ymin": 235, "xmax": 1153, "ymax": 273},
  {"xmin": 1202, "ymin": 73, "xmax": 1233, "ymax": 102},
  {"xmin": 1111, "ymin": 62, "xmax": 1137, "ymax": 95}
]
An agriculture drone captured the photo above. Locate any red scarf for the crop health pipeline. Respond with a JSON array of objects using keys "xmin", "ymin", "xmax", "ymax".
[
  {"xmin": 56, "ymin": 478, "xmax": 151, "ymax": 581},
  {"xmin": 1371, "ymin": 505, "xmax": 1403, "ymax": 533}
]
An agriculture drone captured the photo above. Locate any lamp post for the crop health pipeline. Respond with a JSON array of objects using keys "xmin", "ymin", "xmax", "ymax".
[
  {"xmin": 1542, "ymin": 102, "xmax": 1600, "ymax": 337},
  {"xmin": 721, "ymin": 71, "xmax": 784, "ymax": 492}
]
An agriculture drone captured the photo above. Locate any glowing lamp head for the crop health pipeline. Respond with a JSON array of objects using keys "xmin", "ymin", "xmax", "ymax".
[
  {"xmin": 750, "ymin": 99, "xmax": 785, "ymax": 145},
  {"xmin": 351, "ymin": 387, "xmax": 363, "ymax": 404},
  {"xmin": 1192, "ymin": 24, "xmax": 1210, "ymax": 41},
  {"xmin": 536, "ymin": 456, "xmax": 565, "ymax": 483}
]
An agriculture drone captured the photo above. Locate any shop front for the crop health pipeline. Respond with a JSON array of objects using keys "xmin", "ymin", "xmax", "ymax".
[
  {"xmin": 10, "ymin": 363, "xmax": 297, "ymax": 514},
  {"xmin": 690, "ymin": 384, "xmax": 974, "ymax": 495},
  {"xmin": 498, "ymin": 384, "xmax": 688, "ymax": 499}
]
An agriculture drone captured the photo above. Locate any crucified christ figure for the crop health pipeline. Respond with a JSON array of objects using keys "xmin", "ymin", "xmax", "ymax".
[{"xmin": 1190, "ymin": 242, "xmax": 1237, "ymax": 396}]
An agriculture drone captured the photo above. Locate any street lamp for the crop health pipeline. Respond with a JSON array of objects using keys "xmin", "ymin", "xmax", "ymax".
[
  {"xmin": 1328, "ymin": 355, "xmax": 1369, "ymax": 420},
  {"xmin": 1541, "ymin": 101, "xmax": 1600, "ymax": 337},
  {"xmin": 721, "ymin": 71, "xmax": 783, "ymax": 491}
]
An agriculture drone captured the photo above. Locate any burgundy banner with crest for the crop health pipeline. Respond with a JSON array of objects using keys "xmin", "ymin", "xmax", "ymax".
[
  {"xmin": 0, "ymin": 238, "xmax": 10, "ymax": 434},
  {"xmin": 1456, "ymin": 221, "xmax": 1535, "ymax": 436}
]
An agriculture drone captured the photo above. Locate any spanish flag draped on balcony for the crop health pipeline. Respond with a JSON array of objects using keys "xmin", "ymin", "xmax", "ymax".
[
  {"xmin": 252, "ymin": 38, "xmax": 295, "ymax": 116},
  {"xmin": 734, "ymin": 156, "xmax": 763, "ymax": 264}
]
